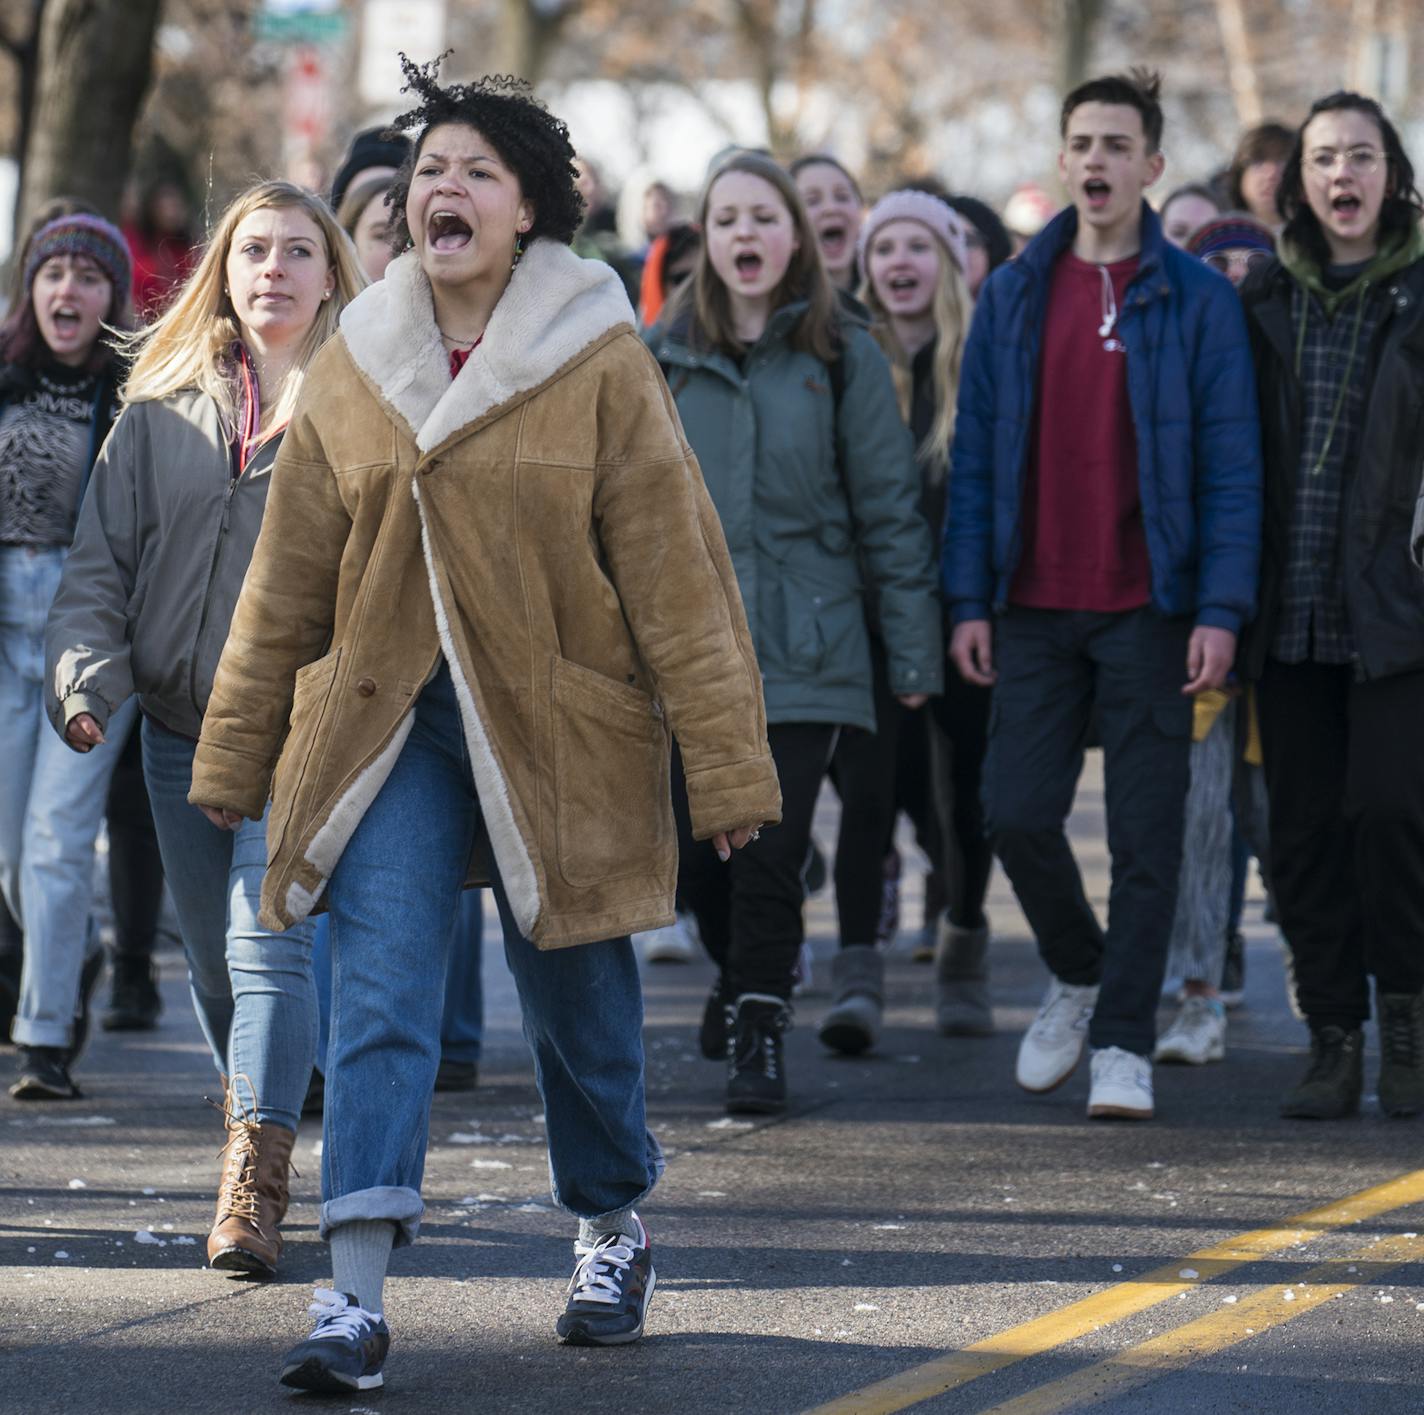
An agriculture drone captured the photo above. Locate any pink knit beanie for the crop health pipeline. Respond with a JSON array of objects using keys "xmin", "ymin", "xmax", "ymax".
[{"xmin": 856, "ymin": 189, "xmax": 969, "ymax": 277}]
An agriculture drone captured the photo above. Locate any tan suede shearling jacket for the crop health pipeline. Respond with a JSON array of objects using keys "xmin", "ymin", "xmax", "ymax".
[{"xmin": 189, "ymin": 241, "xmax": 781, "ymax": 948}]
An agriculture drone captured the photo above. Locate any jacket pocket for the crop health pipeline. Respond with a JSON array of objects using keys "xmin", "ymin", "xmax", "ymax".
[
  {"xmin": 551, "ymin": 655, "xmax": 671, "ymax": 888},
  {"xmin": 782, "ymin": 573, "xmax": 866, "ymax": 684},
  {"xmin": 269, "ymin": 647, "xmax": 342, "ymax": 860}
]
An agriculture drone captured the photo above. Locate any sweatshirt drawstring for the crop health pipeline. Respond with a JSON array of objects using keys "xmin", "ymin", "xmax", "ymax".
[{"xmin": 1296, "ymin": 281, "xmax": 1370, "ymax": 478}]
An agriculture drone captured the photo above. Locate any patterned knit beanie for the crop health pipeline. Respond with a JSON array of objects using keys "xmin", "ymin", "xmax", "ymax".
[
  {"xmin": 23, "ymin": 213, "xmax": 132, "ymax": 299},
  {"xmin": 1186, "ymin": 213, "xmax": 1275, "ymax": 262},
  {"xmin": 857, "ymin": 189, "xmax": 969, "ymax": 278}
]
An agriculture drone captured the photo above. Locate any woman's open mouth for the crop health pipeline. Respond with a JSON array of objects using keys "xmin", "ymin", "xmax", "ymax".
[
  {"xmin": 1331, "ymin": 193, "xmax": 1362, "ymax": 218},
  {"xmin": 734, "ymin": 251, "xmax": 764, "ymax": 282},
  {"xmin": 49, "ymin": 305, "xmax": 81, "ymax": 335},
  {"xmin": 428, "ymin": 210, "xmax": 473, "ymax": 252},
  {"xmin": 887, "ymin": 275, "xmax": 920, "ymax": 296},
  {"xmin": 817, "ymin": 220, "xmax": 849, "ymax": 261}
]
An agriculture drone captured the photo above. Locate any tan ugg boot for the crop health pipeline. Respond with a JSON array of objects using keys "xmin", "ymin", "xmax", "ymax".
[{"xmin": 207, "ymin": 1078, "xmax": 296, "ymax": 1278}]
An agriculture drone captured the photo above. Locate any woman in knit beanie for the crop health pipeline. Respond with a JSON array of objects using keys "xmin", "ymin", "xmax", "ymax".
[
  {"xmin": 1186, "ymin": 211, "xmax": 1276, "ymax": 288},
  {"xmin": 818, "ymin": 188, "xmax": 996, "ymax": 1054},
  {"xmin": 2, "ymin": 207, "xmax": 133, "ymax": 1101}
]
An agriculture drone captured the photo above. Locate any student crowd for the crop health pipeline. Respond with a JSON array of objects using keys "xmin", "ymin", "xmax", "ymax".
[{"xmin": 2, "ymin": 52, "xmax": 1422, "ymax": 1394}]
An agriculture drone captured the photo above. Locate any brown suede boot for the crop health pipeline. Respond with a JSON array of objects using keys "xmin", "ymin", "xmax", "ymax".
[{"xmin": 207, "ymin": 1079, "xmax": 296, "ymax": 1278}]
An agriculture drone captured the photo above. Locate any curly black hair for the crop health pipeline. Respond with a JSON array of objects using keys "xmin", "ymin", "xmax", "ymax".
[{"xmin": 383, "ymin": 53, "xmax": 585, "ymax": 251}]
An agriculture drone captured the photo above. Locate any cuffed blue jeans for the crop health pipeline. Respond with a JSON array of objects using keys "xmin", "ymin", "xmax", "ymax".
[
  {"xmin": 141, "ymin": 718, "xmax": 316, "ymax": 1132},
  {"xmin": 2, "ymin": 544, "xmax": 138, "ymax": 1049},
  {"xmin": 319, "ymin": 660, "xmax": 662, "ymax": 1246}
]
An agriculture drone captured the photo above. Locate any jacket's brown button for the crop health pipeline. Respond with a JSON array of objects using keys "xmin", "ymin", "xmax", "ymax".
[{"xmin": 356, "ymin": 677, "xmax": 377, "ymax": 697}]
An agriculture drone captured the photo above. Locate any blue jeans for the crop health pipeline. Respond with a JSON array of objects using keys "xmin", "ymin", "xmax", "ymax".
[
  {"xmin": 141, "ymin": 718, "xmax": 316, "ymax": 1133},
  {"xmin": 2, "ymin": 545, "xmax": 138, "ymax": 1049},
  {"xmin": 320, "ymin": 661, "xmax": 662, "ymax": 1246},
  {"xmin": 311, "ymin": 887, "xmax": 484, "ymax": 1072}
]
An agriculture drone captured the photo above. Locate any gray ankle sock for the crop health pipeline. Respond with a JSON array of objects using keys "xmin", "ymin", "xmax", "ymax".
[
  {"xmin": 578, "ymin": 1207, "xmax": 640, "ymax": 1247},
  {"xmin": 330, "ymin": 1219, "xmax": 396, "ymax": 1315}
]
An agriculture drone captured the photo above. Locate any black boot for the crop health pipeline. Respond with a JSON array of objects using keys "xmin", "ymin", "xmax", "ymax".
[
  {"xmin": 699, "ymin": 976, "xmax": 731, "ymax": 1061},
  {"xmin": 1377, "ymin": 992, "xmax": 1424, "ymax": 1119},
  {"xmin": 66, "ymin": 950, "xmax": 107, "ymax": 1066},
  {"xmin": 1280, "ymin": 1025, "xmax": 1364, "ymax": 1120},
  {"xmin": 101, "ymin": 953, "xmax": 162, "ymax": 1032},
  {"xmin": 726, "ymin": 994, "xmax": 791, "ymax": 1115},
  {"xmin": 435, "ymin": 1057, "xmax": 478, "ymax": 1092}
]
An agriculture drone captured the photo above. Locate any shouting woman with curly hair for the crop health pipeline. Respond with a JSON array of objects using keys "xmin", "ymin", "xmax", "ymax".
[{"xmin": 189, "ymin": 56, "xmax": 779, "ymax": 1392}]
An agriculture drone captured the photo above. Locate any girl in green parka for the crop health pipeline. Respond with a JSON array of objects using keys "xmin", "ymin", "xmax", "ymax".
[{"xmin": 648, "ymin": 151, "xmax": 943, "ymax": 1116}]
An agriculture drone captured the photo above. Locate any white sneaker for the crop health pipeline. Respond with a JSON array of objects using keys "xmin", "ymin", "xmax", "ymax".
[
  {"xmin": 1154, "ymin": 995, "xmax": 1226, "ymax": 1065},
  {"xmin": 1088, "ymin": 1046, "xmax": 1154, "ymax": 1119},
  {"xmin": 1015, "ymin": 979, "xmax": 1098, "ymax": 1092},
  {"xmin": 635, "ymin": 913, "xmax": 698, "ymax": 964}
]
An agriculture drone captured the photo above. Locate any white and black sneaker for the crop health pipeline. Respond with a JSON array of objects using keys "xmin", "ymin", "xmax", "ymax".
[
  {"xmin": 279, "ymin": 1289, "xmax": 389, "ymax": 1392},
  {"xmin": 556, "ymin": 1214, "xmax": 655, "ymax": 1346}
]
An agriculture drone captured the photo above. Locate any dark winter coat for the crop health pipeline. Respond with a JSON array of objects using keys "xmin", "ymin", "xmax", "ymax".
[
  {"xmin": 942, "ymin": 202, "xmax": 1263, "ymax": 634},
  {"xmin": 1240, "ymin": 236, "xmax": 1424, "ymax": 681}
]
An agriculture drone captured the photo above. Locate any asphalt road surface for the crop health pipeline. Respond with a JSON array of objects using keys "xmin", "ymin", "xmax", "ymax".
[{"xmin": 4, "ymin": 759, "xmax": 1422, "ymax": 1414}]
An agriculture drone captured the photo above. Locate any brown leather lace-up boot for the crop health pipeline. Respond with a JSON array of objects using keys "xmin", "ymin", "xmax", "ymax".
[{"xmin": 207, "ymin": 1076, "xmax": 296, "ymax": 1278}]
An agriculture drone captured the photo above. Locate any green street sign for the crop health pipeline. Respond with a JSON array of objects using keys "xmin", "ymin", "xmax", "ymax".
[{"xmin": 256, "ymin": 9, "xmax": 350, "ymax": 43}]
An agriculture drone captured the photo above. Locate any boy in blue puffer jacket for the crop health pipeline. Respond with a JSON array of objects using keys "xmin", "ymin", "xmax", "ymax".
[{"xmin": 943, "ymin": 69, "xmax": 1263, "ymax": 1122}]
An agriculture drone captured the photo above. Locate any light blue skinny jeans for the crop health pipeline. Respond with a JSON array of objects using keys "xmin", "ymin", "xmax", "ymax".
[
  {"xmin": 2, "ymin": 544, "xmax": 137, "ymax": 1049},
  {"xmin": 141, "ymin": 717, "xmax": 316, "ymax": 1132}
]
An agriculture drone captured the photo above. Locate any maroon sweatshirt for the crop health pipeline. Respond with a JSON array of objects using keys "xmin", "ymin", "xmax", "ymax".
[{"xmin": 1009, "ymin": 250, "xmax": 1152, "ymax": 613}]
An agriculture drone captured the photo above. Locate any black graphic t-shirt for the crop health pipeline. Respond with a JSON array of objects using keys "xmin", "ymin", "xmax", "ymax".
[{"xmin": 0, "ymin": 360, "xmax": 111, "ymax": 547}]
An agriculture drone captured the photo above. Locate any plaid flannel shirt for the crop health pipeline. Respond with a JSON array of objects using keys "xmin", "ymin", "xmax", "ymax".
[{"xmin": 1271, "ymin": 280, "xmax": 1388, "ymax": 665}]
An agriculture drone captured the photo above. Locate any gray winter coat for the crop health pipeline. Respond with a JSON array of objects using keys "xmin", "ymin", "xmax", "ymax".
[{"xmin": 45, "ymin": 389, "xmax": 280, "ymax": 740}]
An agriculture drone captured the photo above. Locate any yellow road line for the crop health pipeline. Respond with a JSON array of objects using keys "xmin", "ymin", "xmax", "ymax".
[
  {"xmin": 805, "ymin": 1168, "xmax": 1424, "ymax": 1415},
  {"xmin": 977, "ymin": 1229, "xmax": 1424, "ymax": 1415}
]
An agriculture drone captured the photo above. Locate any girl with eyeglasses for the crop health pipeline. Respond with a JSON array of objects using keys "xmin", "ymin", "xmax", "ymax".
[
  {"xmin": 1187, "ymin": 213, "xmax": 1275, "ymax": 286},
  {"xmin": 1239, "ymin": 91, "xmax": 1424, "ymax": 1122}
]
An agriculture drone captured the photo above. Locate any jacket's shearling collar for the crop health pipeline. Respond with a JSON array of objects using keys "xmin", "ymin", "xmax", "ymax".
[{"xmin": 338, "ymin": 238, "xmax": 635, "ymax": 453}]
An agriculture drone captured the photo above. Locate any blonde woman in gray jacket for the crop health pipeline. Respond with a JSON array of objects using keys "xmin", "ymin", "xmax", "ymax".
[{"xmin": 45, "ymin": 180, "xmax": 365, "ymax": 1278}]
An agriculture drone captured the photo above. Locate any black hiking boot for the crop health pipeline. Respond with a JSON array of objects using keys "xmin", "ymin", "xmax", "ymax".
[
  {"xmin": 101, "ymin": 954, "xmax": 162, "ymax": 1031},
  {"xmin": 1280, "ymin": 1025, "xmax": 1363, "ymax": 1120},
  {"xmin": 1377, "ymin": 992, "xmax": 1424, "ymax": 1119}
]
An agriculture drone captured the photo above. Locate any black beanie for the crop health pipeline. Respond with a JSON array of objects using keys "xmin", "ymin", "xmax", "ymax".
[
  {"xmin": 330, "ymin": 128, "xmax": 412, "ymax": 212},
  {"xmin": 945, "ymin": 194, "xmax": 1013, "ymax": 273}
]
